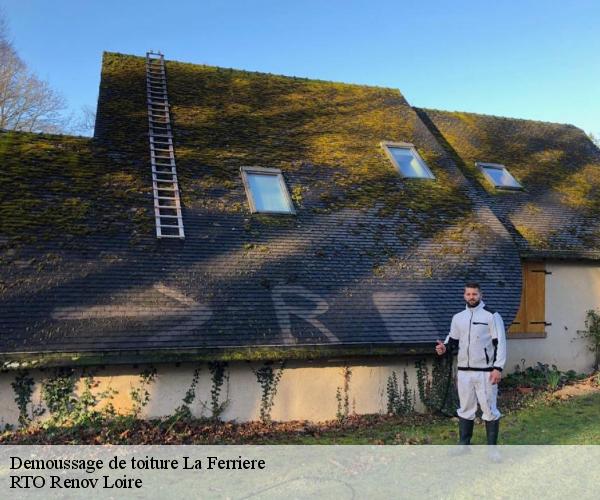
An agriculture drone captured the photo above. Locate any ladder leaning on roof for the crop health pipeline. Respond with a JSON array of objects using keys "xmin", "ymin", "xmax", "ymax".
[{"xmin": 146, "ymin": 51, "xmax": 185, "ymax": 239}]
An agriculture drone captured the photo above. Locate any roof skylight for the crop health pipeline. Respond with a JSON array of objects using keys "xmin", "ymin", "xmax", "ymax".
[
  {"xmin": 240, "ymin": 167, "xmax": 295, "ymax": 214},
  {"xmin": 382, "ymin": 142, "xmax": 435, "ymax": 179},
  {"xmin": 477, "ymin": 162, "xmax": 523, "ymax": 190}
]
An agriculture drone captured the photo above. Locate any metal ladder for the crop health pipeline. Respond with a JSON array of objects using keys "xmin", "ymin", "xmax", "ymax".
[{"xmin": 146, "ymin": 51, "xmax": 185, "ymax": 239}]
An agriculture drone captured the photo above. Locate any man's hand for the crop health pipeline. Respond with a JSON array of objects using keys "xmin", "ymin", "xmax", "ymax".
[
  {"xmin": 435, "ymin": 340, "xmax": 446, "ymax": 356},
  {"xmin": 489, "ymin": 369, "xmax": 502, "ymax": 385}
]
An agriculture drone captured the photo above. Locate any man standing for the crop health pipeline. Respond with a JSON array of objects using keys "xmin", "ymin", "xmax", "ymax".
[{"xmin": 435, "ymin": 282, "xmax": 506, "ymax": 445}]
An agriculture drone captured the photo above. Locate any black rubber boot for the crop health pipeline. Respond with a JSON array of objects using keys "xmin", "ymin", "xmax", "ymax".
[
  {"xmin": 485, "ymin": 419, "xmax": 500, "ymax": 445},
  {"xmin": 458, "ymin": 417, "xmax": 474, "ymax": 445}
]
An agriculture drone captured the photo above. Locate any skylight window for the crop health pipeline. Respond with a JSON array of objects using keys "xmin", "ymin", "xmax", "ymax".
[
  {"xmin": 477, "ymin": 162, "xmax": 523, "ymax": 190},
  {"xmin": 382, "ymin": 142, "xmax": 435, "ymax": 179},
  {"xmin": 240, "ymin": 167, "xmax": 295, "ymax": 214}
]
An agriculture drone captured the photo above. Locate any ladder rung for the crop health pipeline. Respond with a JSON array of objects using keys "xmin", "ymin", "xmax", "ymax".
[
  {"xmin": 156, "ymin": 211, "xmax": 182, "ymax": 217},
  {"xmin": 153, "ymin": 180, "xmax": 178, "ymax": 185},
  {"xmin": 157, "ymin": 219, "xmax": 182, "ymax": 224}
]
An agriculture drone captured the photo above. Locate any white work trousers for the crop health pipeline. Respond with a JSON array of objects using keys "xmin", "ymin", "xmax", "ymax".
[{"xmin": 456, "ymin": 370, "xmax": 501, "ymax": 421}]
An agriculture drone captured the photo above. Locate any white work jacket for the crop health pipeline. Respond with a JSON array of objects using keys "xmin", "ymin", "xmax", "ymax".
[{"xmin": 444, "ymin": 300, "xmax": 507, "ymax": 372}]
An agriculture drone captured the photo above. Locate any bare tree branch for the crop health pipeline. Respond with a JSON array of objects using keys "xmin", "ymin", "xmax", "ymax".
[{"xmin": 0, "ymin": 11, "xmax": 67, "ymax": 133}]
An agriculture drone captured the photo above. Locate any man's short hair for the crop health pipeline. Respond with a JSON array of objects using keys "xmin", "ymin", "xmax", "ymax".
[{"xmin": 465, "ymin": 282, "xmax": 481, "ymax": 290}]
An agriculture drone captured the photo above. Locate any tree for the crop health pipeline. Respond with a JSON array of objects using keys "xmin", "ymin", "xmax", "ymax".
[
  {"xmin": 0, "ymin": 12, "xmax": 67, "ymax": 133},
  {"xmin": 589, "ymin": 132, "xmax": 600, "ymax": 149},
  {"xmin": 72, "ymin": 104, "xmax": 96, "ymax": 136}
]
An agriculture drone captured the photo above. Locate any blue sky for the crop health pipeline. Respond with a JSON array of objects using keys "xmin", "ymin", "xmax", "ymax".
[{"xmin": 4, "ymin": 0, "xmax": 599, "ymax": 137}]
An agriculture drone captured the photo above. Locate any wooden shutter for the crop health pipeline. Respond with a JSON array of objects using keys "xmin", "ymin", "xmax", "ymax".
[
  {"xmin": 509, "ymin": 261, "xmax": 547, "ymax": 335},
  {"xmin": 525, "ymin": 262, "xmax": 547, "ymax": 333}
]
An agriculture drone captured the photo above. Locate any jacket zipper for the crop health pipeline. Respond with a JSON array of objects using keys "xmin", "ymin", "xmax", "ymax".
[
  {"xmin": 467, "ymin": 309, "xmax": 473, "ymax": 368},
  {"xmin": 484, "ymin": 347, "xmax": 489, "ymax": 365}
]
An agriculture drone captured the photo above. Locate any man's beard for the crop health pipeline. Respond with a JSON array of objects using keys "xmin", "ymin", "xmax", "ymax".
[{"xmin": 467, "ymin": 299, "xmax": 480, "ymax": 308}]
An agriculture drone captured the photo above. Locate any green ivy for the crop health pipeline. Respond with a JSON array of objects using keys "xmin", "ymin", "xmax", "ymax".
[
  {"xmin": 11, "ymin": 370, "xmax": 43, "ymax": 427},
  {"xmin": 173, "ymin": 366, "xmax": 201, "ymax": 420},
  {"xmin": 386, "ymin": 369, "xmax": 415, "ymax": 416},
  {"xmin": 577, "ymin": 309, "xmax": 600, "ymax": 371},
  {"xmin": 129, "ymin": 367, "xmax": 157, "ymax": 418},
  {"xmin": 253, "ymin": 361, "xmax": 285, "ymax": 423},
  {"xmin": 415, "ymin": 357, "xmax": 458, "ymax": 415},
  {"xmin": 335, "ymin": 366, "xmax": 353, "ymax": 421},
  {"xmin": 203, "ymin": 362, "xmax": 229, "ymax": 421}
]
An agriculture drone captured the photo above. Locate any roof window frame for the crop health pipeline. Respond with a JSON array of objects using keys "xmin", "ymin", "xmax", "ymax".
[
  {"xmin": 381, "ymin": 141, "xmax": 436, "ymax": 180},
  {"xmin": 476, "ymin": 162, "xmax": 524, "ymax": 191},
  {"xmin": 240, "ymin": 166, "xmax": 296, "ymax": 215}
]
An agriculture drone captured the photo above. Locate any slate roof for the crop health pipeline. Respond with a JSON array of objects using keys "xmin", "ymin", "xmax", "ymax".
[
  {"xmin": 417, "ymin": 108, "xmax": 600, "ymax": 260},
  {"xmin": 0, "ymin": 52, "xmax": 522, "ymax": 367}
]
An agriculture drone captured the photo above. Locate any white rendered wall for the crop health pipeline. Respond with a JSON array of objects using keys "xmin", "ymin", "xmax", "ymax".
[
  {"xmin": 506, "ymin": 261, "xmax": 600, "ymax": 374},
  {"xmin": 0, "ymin": 357, "xmax": 431, "ymax": 427}
]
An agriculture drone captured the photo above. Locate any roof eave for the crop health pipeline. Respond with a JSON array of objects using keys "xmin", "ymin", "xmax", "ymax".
[{"xmin": 0, "ymin": 342, "xmax": 437, "ymax": 371}]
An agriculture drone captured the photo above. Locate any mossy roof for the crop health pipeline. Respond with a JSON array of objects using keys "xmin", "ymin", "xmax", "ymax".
[
  {"xmin": 417, "ymin": 108, "xmax": 600, "ymax": 259},
  {"xmin": 0, "ymin": 52, "xmax": 522, "ymax": 366}
]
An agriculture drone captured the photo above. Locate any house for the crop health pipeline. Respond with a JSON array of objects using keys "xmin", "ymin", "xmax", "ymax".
[
  {"xmin": 0, "ymin": 52, "xmax": 597, "ymax": 425},
  {"xmin": 417, "ymin": 109, "xmax": 600, "ymax": 374}
]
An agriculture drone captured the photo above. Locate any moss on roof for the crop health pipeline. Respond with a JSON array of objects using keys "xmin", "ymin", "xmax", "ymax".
[
  {"xmin": 417, "ymin": 108, "xmax": 600, "ymax": 256},
  {"xmin": 0, "ymin": 130, "xmax": 151, "ymax": 245},
  {"xmin": 95, "ymin": 52, "xmax": 479, "ymax": 240}
]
